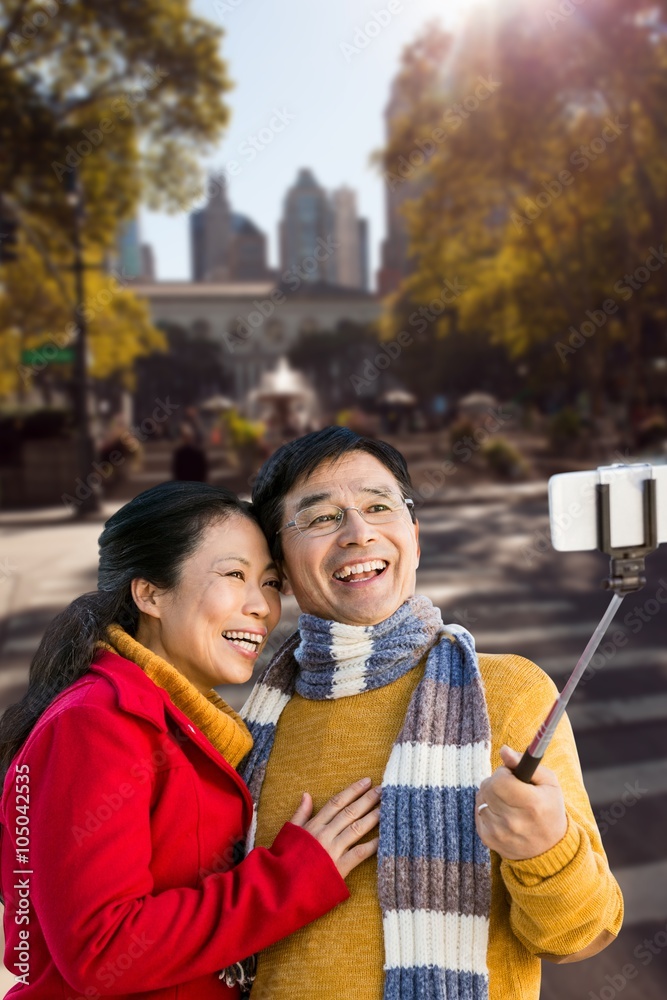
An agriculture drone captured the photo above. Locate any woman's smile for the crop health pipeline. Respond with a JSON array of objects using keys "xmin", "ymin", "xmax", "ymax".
[
  {"xmin": 220, "ymin": 628, "xmax": 268, "ymax": 658},
  {"xmin": 135, "ymin": 515, "xmax": 281, "ymax": 691}
]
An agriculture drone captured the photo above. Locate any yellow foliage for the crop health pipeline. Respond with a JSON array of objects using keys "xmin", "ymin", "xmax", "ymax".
[
  {"xmin": 377, "ymin": 1, "xmax": 667, "ymax": 406},
  {"xmin": 0, "ymin": 242, "xmax": 165, "ymax": 398}
]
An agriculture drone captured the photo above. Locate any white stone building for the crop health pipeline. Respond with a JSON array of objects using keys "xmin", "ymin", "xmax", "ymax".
[{"xmin": 131, "ymin": 280, "xmax": 380, "ymax": 400}]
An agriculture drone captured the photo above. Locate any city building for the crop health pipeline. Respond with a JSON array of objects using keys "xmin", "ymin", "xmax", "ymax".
[
  {"xmin": 116, "ymin": 218, "xmax": 155, "ymax": 282},
  {"xmin": 280, "ymin": 170, "xmax": 369, "ymax": 290},
  {"xmin": 201, "ymin": 174, "xmax": 233, "ymax": 282},
  {"xmin": 131, "ymin": 279, "xmax": 379, "ymax": 401},
  {"xmin": 117, "ymin": 219, "xmax": 142, "ymax": 278},
  {"xmin": 358, "ymin": 217, "xmax": 369, "ymax": 292},
  {"xmin": 279, "ymin": 168, "xmax": 335, "ymax": 283},
  {"xmin": 228, "ymin": 213, "xmax": 274, "ymax": 282},
  {"xmin": 190, "ymin": 208, "xmax": 207, "ymax": 283},
  {"xmin": 331, "ymin": 186, "xmax": 363, "ymax": 290},
  {"xmin": 377, "ymin": 77, "xmax": 418, "ymax": 296},
  {"xmin": 190, "ymin": 174, "xmax": 271, "ymax": 282},
  {"xmin": 140, "ymin": 244, "xmax": 155, "ymax": 283}
]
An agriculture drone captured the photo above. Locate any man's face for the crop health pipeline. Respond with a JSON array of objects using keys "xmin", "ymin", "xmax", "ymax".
[{"xmin": 279, "ymin": 452, "xmax": 420, "ymax": 626}]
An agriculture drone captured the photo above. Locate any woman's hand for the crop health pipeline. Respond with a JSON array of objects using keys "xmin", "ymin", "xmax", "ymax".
[{"xmin": 289, "ymin": 777, "xmax": 381, "ymax": 878}]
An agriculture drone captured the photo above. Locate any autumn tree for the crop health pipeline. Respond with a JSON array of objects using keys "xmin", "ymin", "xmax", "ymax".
[
  {"xmin": 0, "ymin": 0, "xmax": 232, "ymax": 231},
  {"xmin": 0, "ymin": 242, "xmax": 165, "ymax": 400},
  {"xmin": 0, "ymin": 0, "xmax": 233, "ymax": 398},
  {"xmin": 134, "ymin": 323, "xmax": 231, "ymax": 422},
  {"xmin": 288, "ymin": 321, "xmax": 384, "ymax": 409},
  {"xmin": 379, "ymin": 0, "xmax": 667, "ymax": 415}
]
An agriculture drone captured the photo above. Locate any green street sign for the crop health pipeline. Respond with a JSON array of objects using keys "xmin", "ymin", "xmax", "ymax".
[{"xmin": 21, "ymin": 346, "xmax": 75, "ymax": 365}]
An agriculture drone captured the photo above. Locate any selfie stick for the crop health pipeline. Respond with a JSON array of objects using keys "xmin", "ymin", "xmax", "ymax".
[{"xmin": 513, "ymin": 477, "xmax": 658, "ymax": 784}]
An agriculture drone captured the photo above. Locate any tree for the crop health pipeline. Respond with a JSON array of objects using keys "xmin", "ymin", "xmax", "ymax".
[
  {"xmin": 379, "ymin": 0, "xmax": 667, "ymax": 415},
  {"xmin": 288, "ymin": 321, "xmax": 385, "ymax": 409},
  {"xmin": 0, "ymin": 0, "xmax": 233, "ymax": 401},
  {"xmin": 134, "ymin": 323, "xmax": 231, "ymax": 421},
  {"xmin": 0, "ymin": 242, "xmax": 165, "ymax": 399},
  {"xmin": 0, "ymin": 0, "xmax": 233, "ymax": 239}
]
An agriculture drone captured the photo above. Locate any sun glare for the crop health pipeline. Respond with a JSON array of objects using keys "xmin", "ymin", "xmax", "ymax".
[{"xmin": 413, "ymin": 0, "xmax": 509, "ymax": 32}]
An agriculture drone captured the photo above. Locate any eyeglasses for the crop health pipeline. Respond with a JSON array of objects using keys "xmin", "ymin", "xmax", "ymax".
[{"xmin": 279, "ymin": 493, "xmax": 415, "ymax": 538}]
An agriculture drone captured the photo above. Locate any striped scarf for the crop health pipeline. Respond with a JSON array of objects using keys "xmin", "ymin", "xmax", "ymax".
[{"xmin": 239, "ymin": 595, "xmax": 492, "ymax": 1000}]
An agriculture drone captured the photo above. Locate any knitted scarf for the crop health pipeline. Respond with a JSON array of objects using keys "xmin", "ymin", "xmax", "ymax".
[{"xmin": 239, "ymin": 595, "xmax": 492, "ymax": 1000}]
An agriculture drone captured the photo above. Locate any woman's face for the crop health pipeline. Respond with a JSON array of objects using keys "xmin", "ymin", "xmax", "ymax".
[{"xmin": 137, "ymin": 516, "xmax": 281, "ymax": 692}]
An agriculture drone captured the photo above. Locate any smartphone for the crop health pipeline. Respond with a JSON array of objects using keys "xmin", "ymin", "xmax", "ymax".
[{"xmin": 549, "ymin": 463, "xmax": 667, "ymax": 552}]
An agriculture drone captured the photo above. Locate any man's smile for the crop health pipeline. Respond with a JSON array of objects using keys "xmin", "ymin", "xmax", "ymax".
[{"xmin": 332, "ymin": 559, "xmax": 389, "ymax": 585}]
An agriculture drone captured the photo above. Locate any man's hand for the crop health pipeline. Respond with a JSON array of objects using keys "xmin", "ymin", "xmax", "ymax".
[{"xmin": 475, "ymin": 745, "xmax": 568, "ymax": 861}]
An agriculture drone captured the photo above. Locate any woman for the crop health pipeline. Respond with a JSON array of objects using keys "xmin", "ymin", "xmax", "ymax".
[{"xmin": 0, "ymin": 482, "xmax": 381, "ymax": 998}]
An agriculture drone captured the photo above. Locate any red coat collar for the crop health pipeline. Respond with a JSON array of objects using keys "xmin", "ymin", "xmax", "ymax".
[
  {"xmin": 88, "ymin": 651, "xmax": 254, "ymax": 816},
  {"xmin": 90, "ymin": 650, "xmax": 171, "ymax": 732}
]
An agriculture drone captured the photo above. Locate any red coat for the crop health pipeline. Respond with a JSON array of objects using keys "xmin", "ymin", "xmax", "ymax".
[{"xmin": 0, "ymin": 651, "xmax": 349, "ymax": 998}]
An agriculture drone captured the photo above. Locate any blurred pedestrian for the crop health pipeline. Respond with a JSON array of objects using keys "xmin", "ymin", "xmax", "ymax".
[
  {"xmin": 431, "ymin": 393, "xmax": 448, "ymax": 430},
  {"xmin": 97, "ymin": 415, "xmax": 142, "ymax": 496},
  {"xmin": 184, "ymin": 405, "xmax": 205, "ymax": 446},
  {"xmin": 172, "ymin": 423, "xmax": 208, "ymax": 482}
]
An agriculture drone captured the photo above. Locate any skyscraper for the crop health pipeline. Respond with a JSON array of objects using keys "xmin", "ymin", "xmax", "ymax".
[
  {"xmin": 331, "ymin": 186, "xmax": 363, "ymax": 290},
  {"xmin": 190, "ymin": 175, "xmax": 270, "ymax": 282},
  {"xmin": 280, "ymin": 168, "xmax": 334, "ymax": 283},
  {"xmin": 229, "ymin": 213, "xmax": 270, "ymax": 281},
  {"xmin": 115, "ymin": 218, "xmax": 155, "ymax": 281},
  {"xmin": 190, "ymin": 208, "xmax": 206, "ymax": 282},
  {"xmin": 358, "ymin": 218, "xmax": 369, "ymax": 292},
  {"xmin": 201, "ymin": 173, "xmax": 233, "ymax": 282},
  {"xmin": 117, "ymin": 219, "xmax": 143, "ymax": 278},
  {"xmin": 140, "ymin": 244, "xmax": 155, "ymax": 283},
  {"xmin": 377, "ymin": 77, "xmax": 416, "ymax": 296}
]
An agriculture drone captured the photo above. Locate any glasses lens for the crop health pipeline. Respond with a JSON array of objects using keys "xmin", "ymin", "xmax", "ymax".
[
  {"xmin": 294, "ymin": 494, "xmax": 407, "ymax": 536},
  {"xmin": 294, "ymin": 505, "xmax": 344, "ymax": 535},
  {"xmin": 360, "ymin": 495, "xmax": 404, "ymax": 522}
]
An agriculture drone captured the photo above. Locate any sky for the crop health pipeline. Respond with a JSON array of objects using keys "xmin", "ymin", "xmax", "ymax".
[{"xmin": 140, "ymin": 0, "xmax": 472, "ymax": 287}]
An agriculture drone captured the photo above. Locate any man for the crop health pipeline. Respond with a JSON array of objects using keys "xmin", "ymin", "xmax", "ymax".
[{"xmin": 240, "ymin": 426, "xmax": 622, "ymax": 1000}]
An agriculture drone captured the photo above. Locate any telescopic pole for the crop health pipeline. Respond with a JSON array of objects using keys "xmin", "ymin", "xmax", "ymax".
[
  {"xmin": 513, "ymin": 592, "xmax": 624, "ymax": 782},
  {"xmin": 513, "ymin": 475, "xmax": 658, "ymax": 783}
]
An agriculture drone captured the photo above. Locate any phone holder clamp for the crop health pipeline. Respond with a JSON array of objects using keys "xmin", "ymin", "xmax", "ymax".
[{"xmin": 596, "ymin": 479, "xmax": 657, "ymax": 594}]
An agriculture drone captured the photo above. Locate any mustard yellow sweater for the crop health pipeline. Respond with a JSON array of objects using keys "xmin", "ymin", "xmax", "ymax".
[{"xmin": 252, "ymin": 652, "xmax": 623, "ymax": 1000}]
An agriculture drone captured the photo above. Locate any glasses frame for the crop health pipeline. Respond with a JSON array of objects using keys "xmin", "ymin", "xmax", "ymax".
[{"xmin": 278, "ymin": 496, "xmax": 415, "ymax": 537}]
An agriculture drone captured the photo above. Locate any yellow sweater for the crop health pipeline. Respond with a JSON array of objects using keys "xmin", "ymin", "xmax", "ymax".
[{"xmin": 252, "ymin": 652, "xmax": 623, "ymax": 1000}]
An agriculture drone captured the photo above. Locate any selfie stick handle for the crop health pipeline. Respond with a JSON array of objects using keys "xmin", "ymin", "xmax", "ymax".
[{"xmin": 513, "ymin": 592, "xmax": 625, "ymax": 783}]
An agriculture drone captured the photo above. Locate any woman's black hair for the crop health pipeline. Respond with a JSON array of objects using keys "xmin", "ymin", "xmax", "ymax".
[
  {"xmin": 0, "ymin": 482, "xmax": 257, "ymax": 782},
  {"xmin": 251, "ymin": 426, "xmax": 415, "ymax": 561}
]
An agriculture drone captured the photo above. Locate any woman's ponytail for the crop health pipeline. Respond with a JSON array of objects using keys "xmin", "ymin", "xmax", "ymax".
[{"xmin": 0, "ymin": 588, "xmax": 136, "ymax": 781}]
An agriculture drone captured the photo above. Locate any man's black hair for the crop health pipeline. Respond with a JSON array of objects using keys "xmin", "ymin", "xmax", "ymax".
[{"xmin": 251, "ymin": 426, "xmax": 415, "ymax": 560}]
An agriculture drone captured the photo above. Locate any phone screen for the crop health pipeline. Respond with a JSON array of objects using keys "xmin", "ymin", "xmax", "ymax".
[{"xmin": 548, "ymin": 464, "xmax": 667, "ymax": 552}]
